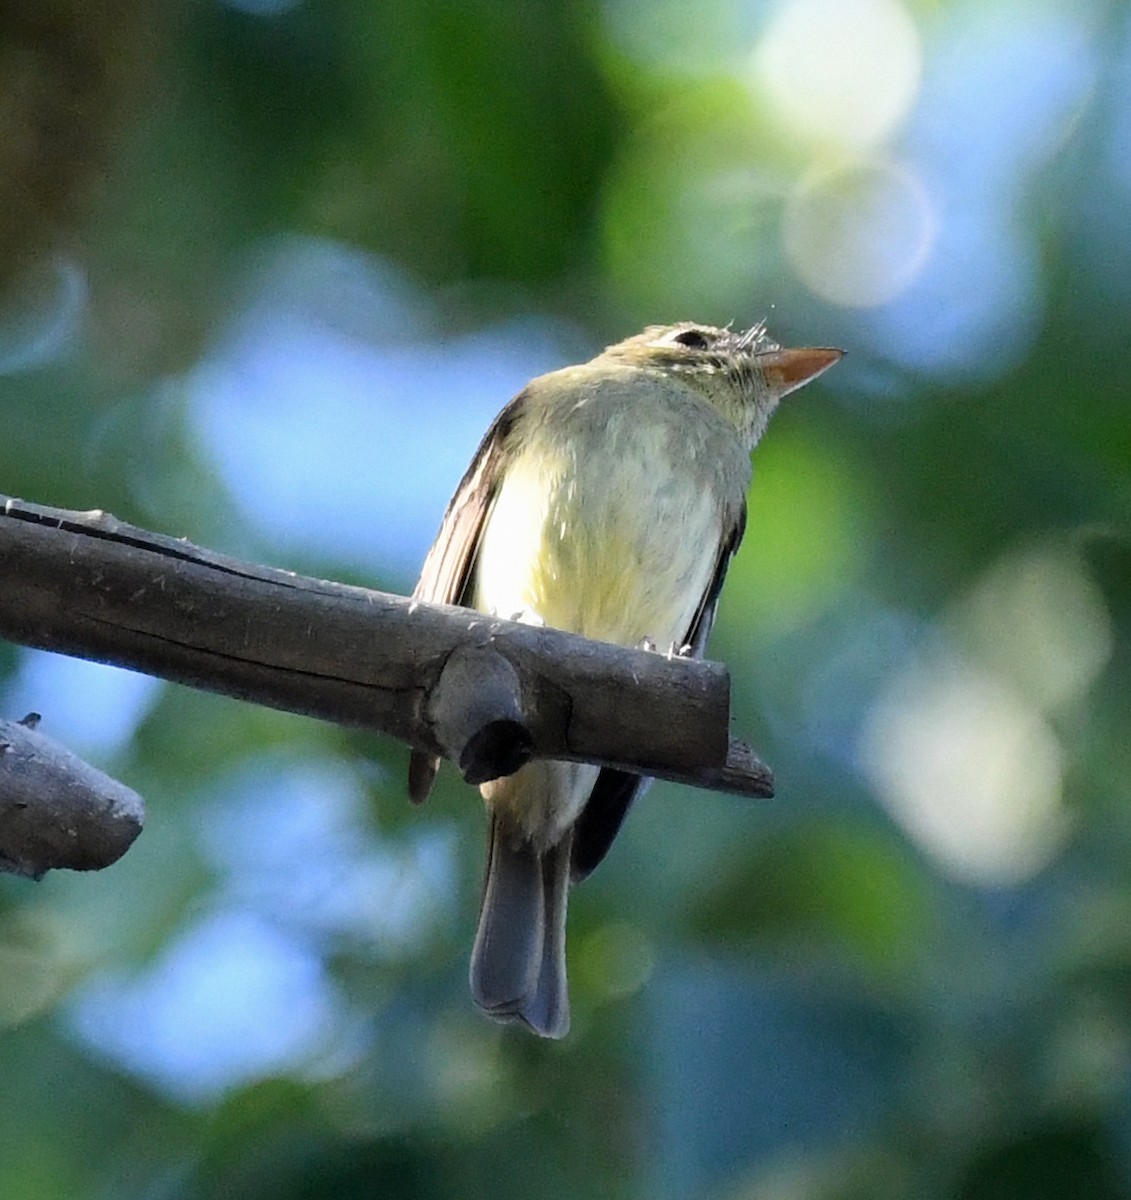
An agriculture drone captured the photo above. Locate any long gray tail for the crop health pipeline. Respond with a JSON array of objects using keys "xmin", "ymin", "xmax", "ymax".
[{"xmin": 469, "ymin": 815, "xmax": 571, "ymax": 1039}]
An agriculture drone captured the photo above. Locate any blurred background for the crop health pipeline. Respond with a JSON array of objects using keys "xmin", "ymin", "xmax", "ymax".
[{"xmin": 1, "ymin": 0, "xmax": 1129, "ymax": 1196}]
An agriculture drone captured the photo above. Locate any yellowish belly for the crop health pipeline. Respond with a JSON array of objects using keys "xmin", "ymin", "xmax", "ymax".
[
  {"xmin": 473, "ymin": 428, "xmax": 722, "ymax": 649},
  {"xmin": 471, "ymin": 403, "xmax": 731, "ymax": 845}
]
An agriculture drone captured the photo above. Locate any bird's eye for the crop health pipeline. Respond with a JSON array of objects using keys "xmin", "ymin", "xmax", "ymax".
[{"xmin": 671, "ymin": 328, "xmax": 711, "ymax": 350}]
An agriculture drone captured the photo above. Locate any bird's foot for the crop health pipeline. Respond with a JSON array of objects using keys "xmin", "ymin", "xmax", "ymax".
[{"xmin": 491, "ymin": 607, "xmax": 544, "ymax": 626}]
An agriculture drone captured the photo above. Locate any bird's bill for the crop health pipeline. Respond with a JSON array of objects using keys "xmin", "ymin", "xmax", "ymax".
[{"xmin": 758, "ymin": 347, "xmax": 844, "ymax": 397}]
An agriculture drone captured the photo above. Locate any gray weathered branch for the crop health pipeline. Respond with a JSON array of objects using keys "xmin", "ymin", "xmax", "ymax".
[
  {"xmin": 0, "ymin": 712, "xmax": 144, "ymax": 878},
  {"xmin": 0, "ymin": 495, "xmax": 773, "ymax": 798}
]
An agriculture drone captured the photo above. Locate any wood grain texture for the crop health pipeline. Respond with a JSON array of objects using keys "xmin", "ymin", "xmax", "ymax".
[{"xmin": 0, "ymin": 495, "xmax": 774, "ymax": 798}]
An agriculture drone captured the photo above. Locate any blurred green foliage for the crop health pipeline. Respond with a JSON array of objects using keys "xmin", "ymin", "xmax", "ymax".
[{"xmin": 1, "ymin": 0, "xmax": 1130, "ymax": 1197}]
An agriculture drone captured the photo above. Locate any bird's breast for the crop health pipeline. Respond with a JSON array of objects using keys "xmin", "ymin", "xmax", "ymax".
[{"xmin": 473, "ymin": 403, "xmax": 731, "ymax": 649}]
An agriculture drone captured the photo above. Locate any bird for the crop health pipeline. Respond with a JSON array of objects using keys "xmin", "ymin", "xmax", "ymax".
[{"xmin": 408, "ymin": 321, "xmax": 842, "ymax": 1038}]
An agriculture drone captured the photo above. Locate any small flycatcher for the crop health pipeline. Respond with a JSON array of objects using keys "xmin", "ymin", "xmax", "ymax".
[{"xmin": 409, "ymin": 322, "xmax": 841, "ymax": 1037}]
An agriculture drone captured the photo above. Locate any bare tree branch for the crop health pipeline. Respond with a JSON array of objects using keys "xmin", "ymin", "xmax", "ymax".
[
  {"xmin": 0, "ymin": 495, "xmax": 774, "ymax": 798},
  {"xmin": 0, "ymin": 712, "xmax": 144, "ymax": 878}
]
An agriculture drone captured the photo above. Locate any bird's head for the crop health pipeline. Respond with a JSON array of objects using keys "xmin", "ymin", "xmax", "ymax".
[{"xmin": 600, "ymin": 322, "xmax": 842, "ymax": 446}]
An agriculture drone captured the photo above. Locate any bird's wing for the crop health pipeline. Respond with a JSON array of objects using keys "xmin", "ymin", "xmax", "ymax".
[
  {"xmin": 570, "ymin": 502, "xmax": 747, "ymax": 881},
  {"xmin": 407, "ymin": 397, "xmax": 524, "ymax": 803},
  {"xmin": 682, "ymin": 501, "xmax": 746, "ymax": 659}
]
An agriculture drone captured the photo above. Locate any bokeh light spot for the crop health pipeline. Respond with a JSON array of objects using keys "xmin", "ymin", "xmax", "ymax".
[
  {"xmin": 860, "ymin": 651, "xmax": 1067, "ymax": 885},
  {"xmin": 68, "ymin": 909, "xmax": 358, "ymax": 1105},
  {"xmin": 0, "ymin": 257, "xmax": 86, "ymax": 375},
  {"xmin": 784, "ymin": 159, "xmax": 935, "ymax": 307},
  {"xmin": 752, "ymin": 0, "xmax": 922, "ymax": 151},
  {"xmin": 957, "ymin": 542, "xmax": 1114, "ymax": 713},
  {"xmin": 578, "ymin": 922, "xmax": 655, "ymax": 1001}
]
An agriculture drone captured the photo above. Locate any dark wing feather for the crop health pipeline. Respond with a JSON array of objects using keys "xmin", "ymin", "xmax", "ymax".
[
  {"xmin": 407, "ymin": 398, "xmax": 524, "ymax": 803},
  {"xmin": 570, "ymin": 502, "xmax": 747, "ymax": 881},
  {"xmin": 569, "ymin": 769, "xmax": 645, "ymax": 882},
  {"xmin": 683, "ymin": 501, "xmax": 746, "ymax": 660}
]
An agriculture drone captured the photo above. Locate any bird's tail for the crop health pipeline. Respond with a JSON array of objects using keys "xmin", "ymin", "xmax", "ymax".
[{"xmin": 469, "ymin": 814, "xmax": 571, "ymax": 1039}]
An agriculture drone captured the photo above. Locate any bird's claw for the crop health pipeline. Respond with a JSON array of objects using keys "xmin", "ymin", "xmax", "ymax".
[{"xmin": 663, "ymin": 641, "xmax": 695, "ymax": 660}]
